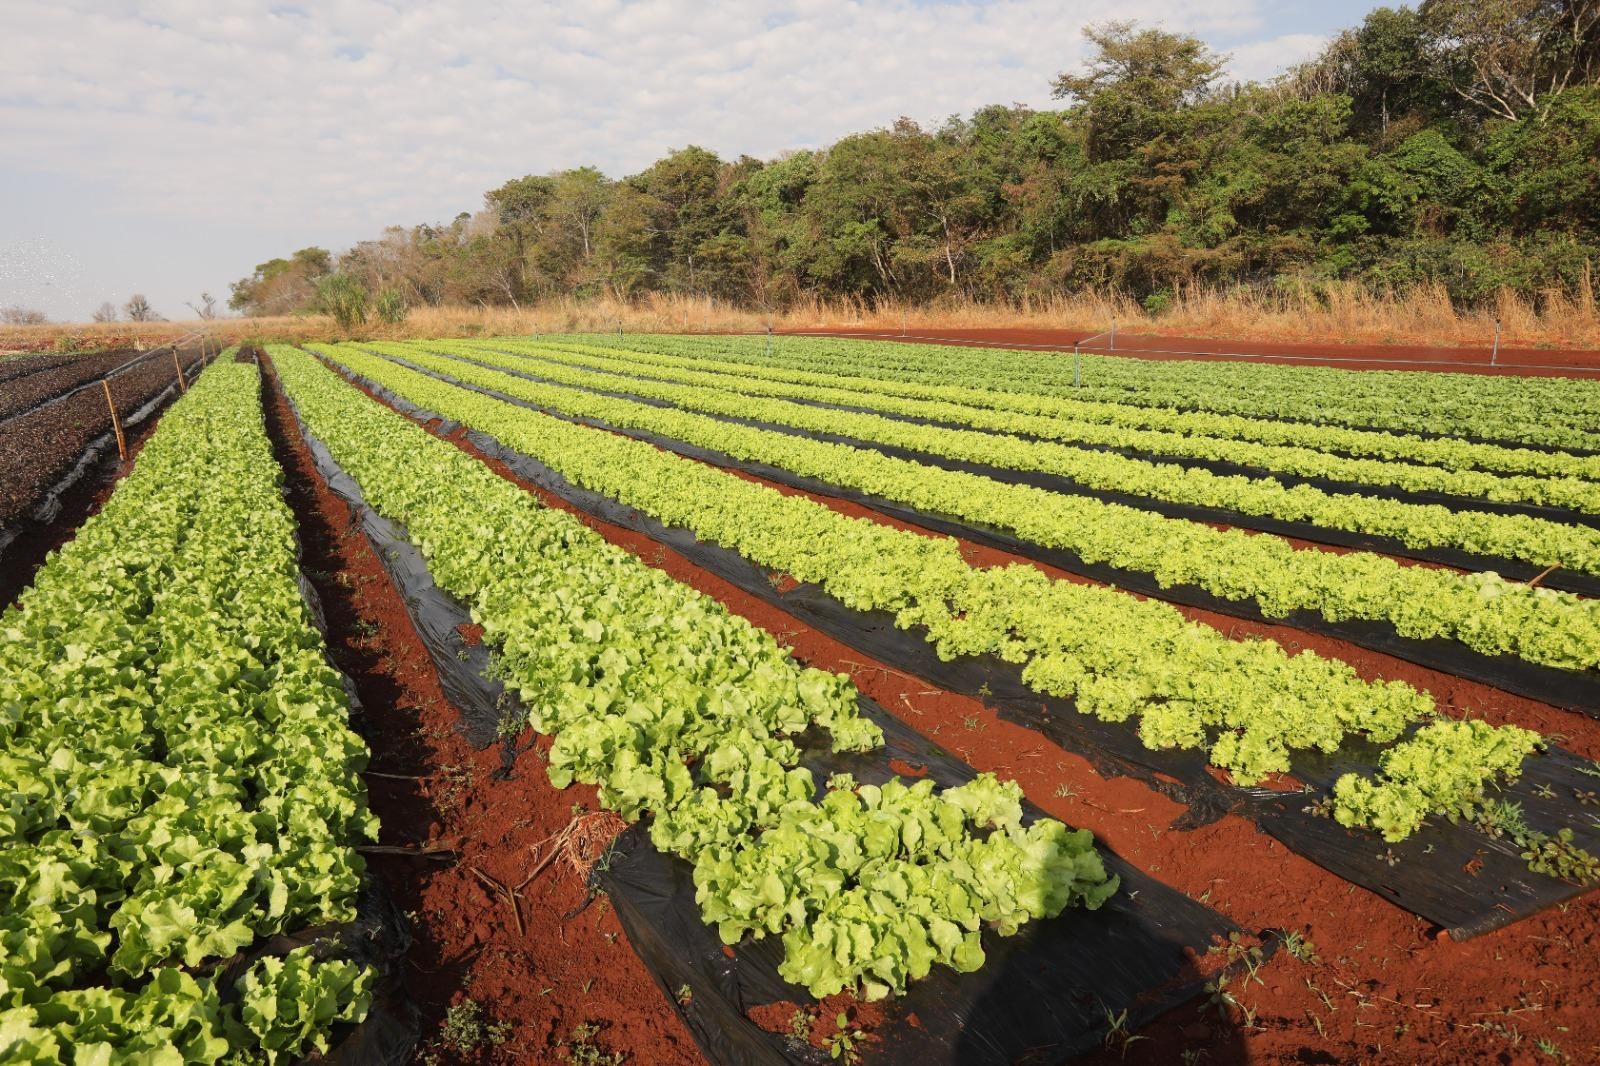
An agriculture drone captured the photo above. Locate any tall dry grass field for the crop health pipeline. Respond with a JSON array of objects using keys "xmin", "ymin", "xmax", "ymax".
[{"xmin": 4, "ymin": 278, "xmax": 1597, "ymax": 354}]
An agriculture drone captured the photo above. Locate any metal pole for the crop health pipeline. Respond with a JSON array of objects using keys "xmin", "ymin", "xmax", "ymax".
[
  {"xmin": 1108, "ymin": 317, "xmax": 1116, "ymax": 352},
  {"xmin": 1491, "ymin": 319, "xmax": 1501, "ymax": 366},
  {"xmin": 1073, "ymin": 344, "xmax": 1081, "ymax": 388}
]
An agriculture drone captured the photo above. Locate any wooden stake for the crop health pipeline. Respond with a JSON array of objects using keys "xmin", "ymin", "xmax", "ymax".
[
  {"xmin": 102, "ymin": 380, "xmax": 127, "ymax": 461},
  {"xmin": 173, "ymin": 349, "xmax": 187, "ymax": 392}
]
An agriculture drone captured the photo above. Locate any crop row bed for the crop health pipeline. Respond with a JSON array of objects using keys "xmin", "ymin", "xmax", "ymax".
[
  {"xmin": 386, "ymin": 341, "xmax": 1600, "ymax": 577},
  {"xmin": 271, "ymin": 344, "xmax": 1120, "ymax": 1003},
  {"xmin": 531, "ymin": 336, "xmax": 1600, "ymax": 476},
  {"xmin": 570, "ymin": 334, "xmax": 1600, "ymax": 479},
  {"xmin": 0, "ymin": 352, "xmax": 85, "ymax": 385},
  {"xmin": 341, "ymin": 341, "xmax": 1600, "ymax": 682},
  {"xmin": 0, "ymin": 349, "xmax": 146, "ymax": 422},
  {"xmin": 0, "ymin": 349, "xmax": 202, "ymax": 529},
  {"xmin": 469, "ymin": 338, "xmax": 1600, "ymax": 513},
  {"xmin": 593, "ymin": 333, "xmax": 1600, "ymax": 450},
  {"xmin": 305, "ymin": 343, "xmax": 1579, "ymax": 864},
  {"xmin": 0, "ymin": 359, "xmax": 377, "ymax": 1060}
]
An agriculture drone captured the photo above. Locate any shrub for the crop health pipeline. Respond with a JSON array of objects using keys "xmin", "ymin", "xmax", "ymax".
[{"xmin": 316, "ymin": 273, "xmax": 369, "ymax": 330}]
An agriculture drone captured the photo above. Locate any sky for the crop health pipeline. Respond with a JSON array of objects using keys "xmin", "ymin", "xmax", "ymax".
[{"xmin": 0, "ymin": 0, "xmax": 1379, "ymax": 323}]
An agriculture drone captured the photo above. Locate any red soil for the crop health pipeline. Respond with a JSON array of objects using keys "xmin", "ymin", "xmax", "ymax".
[
  {"xmin": 784, "ymin": 327, "xmax": 1600, "ymax": 378},
  {"xmin": 313, "ymin": 361, "xmax": 1600, "ymax": 1065},
  {"xmin": 260, "ymin": 356, "xmax": 702, "ymax": 1066}
]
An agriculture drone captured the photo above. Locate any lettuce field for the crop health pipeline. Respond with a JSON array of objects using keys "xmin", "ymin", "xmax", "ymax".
[{"xmin": 3, "ymin": 335, "xmax": 1599, "ymax": 1065}]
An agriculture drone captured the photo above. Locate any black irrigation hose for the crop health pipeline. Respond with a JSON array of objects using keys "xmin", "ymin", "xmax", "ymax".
[{"xmin": 321, "ymin": 355, "xmax": 1600, "ymax": 940}]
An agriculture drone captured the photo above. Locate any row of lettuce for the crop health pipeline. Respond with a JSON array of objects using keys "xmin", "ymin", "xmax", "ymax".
[
  {"xmin": 383, "ymin": 340, "xmax": 1600, "ymax": 577},
  {"xmin": 569, "ymin": 334, "xmax": 1600, "ymax": 481},
  {"xmin": 344, "ymin": 341, "xmax": 1600, "ymax": 679},
  {"xmin": 21, "ymin": 340, "xmax": 1579, "ymax": 1063},
  {"xmin": 303, "ymin": 343, "xmax": 1585, "ymax": 861},
  {"xmin": 463, "ymin": 338, "xmax": 1600, "ymax": 514},
  {"xmin": 0, "ymin": 359, "xmax": 375, "ymax": 1063},
  {"xmin": 573, "ymin": 333, "xmax": 1600, "ymax": 452},
  {"xmin": 270, "ymin": 345, "xmax": 1118, "ymax": 1002}
]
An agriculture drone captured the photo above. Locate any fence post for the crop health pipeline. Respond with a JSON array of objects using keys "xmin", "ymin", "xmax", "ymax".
[{"xmin": 102, "ymin": 380, "xmax": 127, "ymax": 461}]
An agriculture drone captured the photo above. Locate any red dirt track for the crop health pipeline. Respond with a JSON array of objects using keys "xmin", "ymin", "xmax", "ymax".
[
  {"xmin": 782, "ymin": 327, "xmax": 1600, "ymax": 378},
  {"xmin": 316, "ymin": 354, "xmax": 1600, "ymax": 1066}
]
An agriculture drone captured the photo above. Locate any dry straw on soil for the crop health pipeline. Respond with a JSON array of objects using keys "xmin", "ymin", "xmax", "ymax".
[{"xmin": 4, "ymin": 279, "xmax": 1598, "ymax": 354}]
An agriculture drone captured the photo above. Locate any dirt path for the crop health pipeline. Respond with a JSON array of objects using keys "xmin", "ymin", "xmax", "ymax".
[{"xmin": 781, "ymin": 327, "xmax": 1600, "ymax": 378}]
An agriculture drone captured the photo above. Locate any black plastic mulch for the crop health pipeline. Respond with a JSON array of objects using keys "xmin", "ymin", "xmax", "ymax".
[
  {"xmin": 367, "ymin": 348, "xmax": 1600, "ymax": 714},
  {"xmin": 274, "ymin": 356, "xmax": 1267, "ymax": 1065},
  {"xmin": 316, "ymin": 355, "xmax": 1600, "ymax": 941},
  {"xmin": 599, "ymin": 704, "xmax": 1254, "ymax": 1066},
  {"xmin": 419, "ymin": 346, "xmax": 1600, "ymax": 598}
]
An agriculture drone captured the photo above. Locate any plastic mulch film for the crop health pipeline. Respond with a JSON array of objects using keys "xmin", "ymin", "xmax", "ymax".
[
  {"xmin": 462, "ymin": 346, "xmax": 1600, "ymax": 531},
  {"xmin": 0, "ymin": 371, "xmax": 188, "ymax": 565},
  {"xmin": 277, "ymin": 386, "xmax": 520, "ymax": 751},
  {"xmin": 596, "ymin": 705, "xmax": 1256, "ymax": 1066},
  {"xmin": 431, "ymin": 349, "xmax": 1600, "ymax": 596},
  {"xmin": 280, "ymin": 357, "xmax": 1258, "ymax": 1065},
  {"xmin": 211, "ymin": 883, "xmax": 417, "ymax": 1066},
  {"xmin": 327, "ymin": 361, "xmax": 1600, "ymax": 940},
  {"xmin": 376, "ymin": 351, "xmax": 1600, "ymax": 713}
]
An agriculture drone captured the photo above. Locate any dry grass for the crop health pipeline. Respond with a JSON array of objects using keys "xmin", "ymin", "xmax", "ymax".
[{"xmin": 3, "ymin": 278, "xmax": 1597, "ymax": 354}]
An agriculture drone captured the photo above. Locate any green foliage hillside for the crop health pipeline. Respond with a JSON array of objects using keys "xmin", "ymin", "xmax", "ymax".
[{"xmin": 232, "ymin": 4, "xmax": 1600, "ymax": 315}]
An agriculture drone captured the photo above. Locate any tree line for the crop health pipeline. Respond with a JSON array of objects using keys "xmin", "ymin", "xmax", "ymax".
[{"xmin": 229, "ymin": 3, "xmax": 1600, "ymax": 323}]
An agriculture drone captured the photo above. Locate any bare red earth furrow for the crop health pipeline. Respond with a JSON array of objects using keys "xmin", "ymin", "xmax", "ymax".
[{"xmin": 259, "ymin": 356, "xmax": 702, "ymax": 1066}]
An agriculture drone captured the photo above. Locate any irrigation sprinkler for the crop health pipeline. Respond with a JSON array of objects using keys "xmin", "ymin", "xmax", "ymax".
[
  {"xmin": 1073, "ymin": 343, "xmax": 1081, "ymax": 388},
  {"xmin": 766, "ymin": 319, "xmax": 773, "ymax": 357},
  {"xmin": 1491, "ymin": 319, "xmax": 1501, "ymax": 366},
  {"xmin": 901, "ymin": 309, "xmax": 907, "ymax": 337},
  {"xmin": 1108, "ymin": 317, "xmax": 1116, "ymax": 351}
]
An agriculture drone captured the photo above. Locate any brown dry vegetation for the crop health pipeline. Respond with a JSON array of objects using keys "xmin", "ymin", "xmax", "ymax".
[{"xmin": 5, "ymin": 280, "xmax": 1600, "ymax": 355}]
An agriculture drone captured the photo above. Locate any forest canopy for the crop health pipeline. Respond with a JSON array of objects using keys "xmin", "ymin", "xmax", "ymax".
[{"xmin": 230, "ymin": 3, "xmax": 1600, "ymax": 317}]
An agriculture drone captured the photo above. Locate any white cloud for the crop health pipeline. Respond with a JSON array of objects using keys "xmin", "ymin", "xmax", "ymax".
[{"xmin": 0, "ymin": 0, "xmax": 1363, "ymax": 320}]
